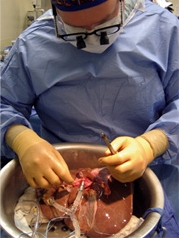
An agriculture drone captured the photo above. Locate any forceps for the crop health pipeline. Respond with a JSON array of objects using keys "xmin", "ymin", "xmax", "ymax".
[{"xmin": 101, "ymin": 133, "xmax": 117, "ymax": 155}]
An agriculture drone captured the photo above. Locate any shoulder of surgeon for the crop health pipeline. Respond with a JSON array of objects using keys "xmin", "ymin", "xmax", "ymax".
[
  {"xmin": 144, "ymin": 0, "xmax": 178, "ymax": 22},
  {"xmin": 19, "ymin": 9, "xmax": 55, "ymax": 40}
]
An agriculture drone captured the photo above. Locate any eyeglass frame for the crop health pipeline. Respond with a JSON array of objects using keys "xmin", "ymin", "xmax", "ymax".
[{"xmin": 51, "ymin": 0, "xmax": 124, "ymax": 42}]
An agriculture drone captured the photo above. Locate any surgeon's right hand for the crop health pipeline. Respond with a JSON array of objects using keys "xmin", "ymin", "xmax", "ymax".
[{"xmin": 5, "ymin": 125, "xmax": 74, "ymax": 188}]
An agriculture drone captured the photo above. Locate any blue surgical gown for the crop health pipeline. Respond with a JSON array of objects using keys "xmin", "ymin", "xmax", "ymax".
[{"xmin": 1, "ymin": 0, "xmax": 179, "ymax": 165}]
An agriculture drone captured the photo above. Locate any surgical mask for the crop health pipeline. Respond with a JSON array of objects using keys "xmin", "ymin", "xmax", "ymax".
[{"xmin": 58, "ymin": 8, "xmax": 123, "ymax": 53}]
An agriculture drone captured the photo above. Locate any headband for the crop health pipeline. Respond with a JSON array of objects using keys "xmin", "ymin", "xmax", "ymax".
[{"xmin": 51, "ymin": 0, "xmax": 107, "ymax": 12}]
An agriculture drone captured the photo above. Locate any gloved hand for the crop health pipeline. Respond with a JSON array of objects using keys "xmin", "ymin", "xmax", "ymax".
[
  {"xmin": 98, "ymin": 129, "xmax": 168, "ymax": 183},
  {"xmin": 5, "ymin": 125, "xmax": 74, "ymax": 188}
]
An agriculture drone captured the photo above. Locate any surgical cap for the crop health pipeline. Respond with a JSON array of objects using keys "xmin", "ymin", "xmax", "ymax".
[{"xmin": 51, "ymin": 0, "xmax": 107, "ymax": 11}]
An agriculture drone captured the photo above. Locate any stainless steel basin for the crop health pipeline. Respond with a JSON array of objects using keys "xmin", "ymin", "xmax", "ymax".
[{"xmin": 0, "ymin": 143, "xmax": 164, "ymax": 237}]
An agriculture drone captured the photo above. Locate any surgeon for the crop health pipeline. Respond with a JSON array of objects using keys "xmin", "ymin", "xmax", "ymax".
[{"xmin": 1, "ymin": 0, "xmax": 179, "ymax": 188}]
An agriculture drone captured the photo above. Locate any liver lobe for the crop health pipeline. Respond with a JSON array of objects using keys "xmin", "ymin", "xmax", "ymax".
[{"xmin": 37, "ymin": 168, "xmax": 133, "ymax": 237}]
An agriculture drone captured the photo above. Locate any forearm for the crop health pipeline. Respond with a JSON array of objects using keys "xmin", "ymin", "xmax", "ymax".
[
  {"xmin": 136, "ymin": 129, "xmax": 169, "ymax": 161},
  {"xmin": 6, "ymin": 124, "xmax": 29, "ymax": 148},
  {"xmin": 5, "ymin": 124, "xmax": 44, "ymax": 158},
  {"xmin": 142, "ymin": 99, "xmax": 179, "ymax": 163}
]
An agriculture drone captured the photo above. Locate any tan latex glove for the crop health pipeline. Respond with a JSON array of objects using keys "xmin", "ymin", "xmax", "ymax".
[
  {"xmin": 98, "ymin": 129, "xmax": 168, "ymax": 183},
  {"xmin": 5, "ymin": 125, "xmax": 74, "ymax": 188}
]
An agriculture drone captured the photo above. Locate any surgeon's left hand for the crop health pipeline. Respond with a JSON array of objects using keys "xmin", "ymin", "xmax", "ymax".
[{"xmin": 98, "ymin": 129, "xmax": 168, "ymax": 183}]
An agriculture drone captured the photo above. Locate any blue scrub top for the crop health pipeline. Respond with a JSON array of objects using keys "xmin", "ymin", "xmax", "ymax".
[{"xmin": 1, "ymin": 0, "xmax": 179, "ymax": 165}]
